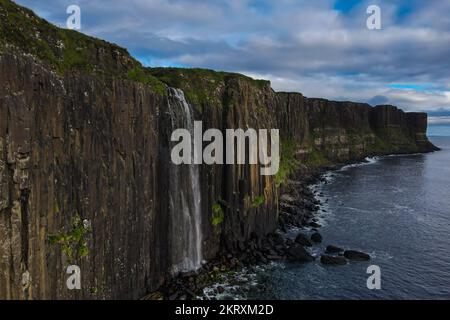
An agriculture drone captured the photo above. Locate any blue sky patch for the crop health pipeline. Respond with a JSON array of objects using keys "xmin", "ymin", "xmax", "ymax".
[{"xmin": 333, "ymin": 0, "xmax": 363, "ymax": 13}]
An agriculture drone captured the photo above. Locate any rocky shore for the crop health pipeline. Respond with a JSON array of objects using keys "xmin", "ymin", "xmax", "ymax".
[
  {"xmin": 1, "ymin": 0, "xmax": 439, "ymax": 299},
  {"xmin": 144, "ymin": 164, "xmax": 373, "ymax": 300}
]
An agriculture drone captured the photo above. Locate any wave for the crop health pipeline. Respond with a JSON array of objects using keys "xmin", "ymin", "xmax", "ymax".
[{"xmin": 339, "ymin": 156, "xmax": 380, "ymax": 171}]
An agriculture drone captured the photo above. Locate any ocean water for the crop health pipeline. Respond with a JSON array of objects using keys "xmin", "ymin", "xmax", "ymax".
[
  {"xmin": 428, "ymin": 125, "xmax": 450, "ymax": 137},
  {"xmin": 246, "ymin": 136, "xmax": 450, "ymax": 300}
]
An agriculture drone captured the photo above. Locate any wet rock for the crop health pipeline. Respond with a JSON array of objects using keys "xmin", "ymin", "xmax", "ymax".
[
  {"xmin": 295, "ymin": 233, "xmax": 313, "ymax": 247},
  {"xmin": 320, "ymin": 255, "xmax": 347, "ymax": 266},
  {"xmin": 344, "ymin": 250, "xmax": 371, "ymax": 261},
  {"xmin": 269, "ymin": 233, "xmax": 285, "ymax": 246},
  {"xmin": 309, "ymin": 221, "xmax": 322, "ymax": 228},
  {"xmin": 311, "ymin": 232, "xmax": 323, "ymax": 243},
  {"xmin": 325, "ymin": 245, "xmax": 344, "ymax": 254},
  {"xmin": 217, "ymin": 286, "xmax": 225, "ymax": 294},
  {"xmin": 280, "ymin": 202, "xmax": 302, "ymax": 215},
  {"xmin": 238, "ymin": 241, "xmax": 246, "ymax": 252},
  {"xmin": 253, "ymin": 251, "xmax": 263, "ymax": 262},
  {"xmin": 142, "ymin": 291, "xmax": 164, "ymax": 300},
  {"xmin": 169, "ymin": 292, "xmax": 180, "ymax": 300},
  {"xmin": 280, "ymin": 194, "xmax": 296, "ymax": 203},
  {"xmin": 287, "ymin": 244, "xmax": 314, "ymax": 263}
]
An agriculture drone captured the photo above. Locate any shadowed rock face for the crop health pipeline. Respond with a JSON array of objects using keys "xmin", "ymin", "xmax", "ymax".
[
  {"xmin": 369, "ymin": 105, "xmax": 439, "ymax": 153},
  {"xmin": 0, "ymin": 0, "xmax": 438, "ymax": 299},
  {"xmin": 0, "ymin": 50, "xmax": 166, "ymax": 299}
]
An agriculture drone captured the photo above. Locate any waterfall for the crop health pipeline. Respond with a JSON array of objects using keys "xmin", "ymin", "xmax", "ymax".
[{"xmin": 167, "ymin": 87, "xmax": 203, "ymax": 274}]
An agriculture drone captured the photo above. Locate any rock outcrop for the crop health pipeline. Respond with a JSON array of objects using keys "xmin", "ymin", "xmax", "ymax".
[
  {"xmin": 287, "ymin": 244, "xmax": 315, "ymax": 263},
  {"xmin": 0, "ymin": 0, "xmax": 438, "ymax": 299},
  {"xmin": 344, "ymin": 250, "xmax": 371, "ymax": 261},
  {"xmin": 320, "ymin": 255, "xmax": 347, "ymax": 266},
  {"xmin": 325, "ymin": 245, "xmax": 344, "ymax": 254},
  {"xmin": 295, "ymin": 233, "xmax": 313, "ymax": 247}
]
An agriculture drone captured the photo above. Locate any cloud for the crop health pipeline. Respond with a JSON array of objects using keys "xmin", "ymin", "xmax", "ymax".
[
  {"xmin": 14, "ymin": 0, "xmax": 450, "ymax": 113},
  {"xmin": 368, "ymin": 95, "xmax": 389, "ymax": 106},
  {"xmin": 429, "ymin": 117, "xmax": 450, "ymax": 125}
]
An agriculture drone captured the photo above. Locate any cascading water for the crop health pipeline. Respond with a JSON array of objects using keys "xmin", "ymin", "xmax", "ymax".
[{"xmin": 167, "ymin": 87, "xmax": 203, "ymax": 274}]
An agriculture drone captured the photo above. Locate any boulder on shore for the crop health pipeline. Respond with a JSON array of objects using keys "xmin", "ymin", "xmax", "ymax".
[
  {"xmin": 295, "ymin": 233, "xmax": 313, "ymax": 247},
  {"xmin": 309, "ymin": 222, "xmax": 322, "ymax": 228},
  {"xmin": 311, "ymin": 232, "xmax": 323, "ymax": 243},
  {"xmin": 287, "ymin": 244, "xmax": 315, "ymax": 263},
  {"xmin": 344, "ymin": 250, "xmax": 371, "ymax": 261},
  {"xmin": 320, "ymin": 255, "xmax": 347, "ymax": 266},
  {"xmin": 325, "ymin": 245, "xmax": 344, "ymax": 254}
]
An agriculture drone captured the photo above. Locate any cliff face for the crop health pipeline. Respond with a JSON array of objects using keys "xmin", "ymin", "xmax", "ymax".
[
  {"xmin": 369, "ymin": 105, "xmax": 437, "ymax": 153},
  {"xmin": 0, "ymin": 49, "xmax": 167, "ymax": 299},
  {"xmin": 0, "ymin": 0, "xmax": 438, "ymax": 299},
  {"xmin": 275, "ymin": 94, "xmax": 437, "ymax": 166}
]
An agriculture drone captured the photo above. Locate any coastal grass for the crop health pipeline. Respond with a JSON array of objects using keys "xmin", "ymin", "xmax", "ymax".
[
  {"xmin": 211, "ymin": 203, "xmax": 225, "ymax": 226},
  {"xmin": 276, "ymin": 139, "xmax": 301, "ymax": 187},
  {"xmin": 148, "ymin": 67, "xmax": 270, "ymax": 108},
  {"xmin": 48, "ymin": 214, "xmax": 91, "ymax": 262},
  {"xmin": 1, "ymin": 0, "xmax": 275, "ymax": 99},
  {"xmin": 0, "ymin": 0, "xmax": 166, "ymax": 94}
]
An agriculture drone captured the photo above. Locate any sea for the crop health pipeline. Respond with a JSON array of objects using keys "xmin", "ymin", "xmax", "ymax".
[{"xmin": 205, "ymin": 135, "xmax": 450, "ymax": 300}]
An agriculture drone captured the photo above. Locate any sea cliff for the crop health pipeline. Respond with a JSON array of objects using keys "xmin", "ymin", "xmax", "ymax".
[{"xmin": 0, "ymin": 0, "xmax": 438, "ymax": 299}]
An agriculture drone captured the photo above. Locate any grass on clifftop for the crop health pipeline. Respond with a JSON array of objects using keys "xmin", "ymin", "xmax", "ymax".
[
  {"xmin": 148, "ymin": 67, "xmax": 270, "ymax": 107},
  {"xmin": 0, "ymin": 0, "xmax": 272, "ymax": 98},
  {"xmin": 0, "ymin": 0, "xmax": 165, "ymax": 93}
]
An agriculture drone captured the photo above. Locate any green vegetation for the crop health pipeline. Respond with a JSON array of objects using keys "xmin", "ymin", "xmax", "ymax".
[
  {"xmin": 127, "ymin": 67, "xmax": 167, "ymax": 95},
  {"xmin": 48, "ymin": 214, "xmax": 91, "ymax": 262},
  {"xmin": 211, "ymin": 203, "xmax": 225, "ymax": 226},
  {"xmin": 373, "ymin": 127, "xmax": 417, "ymax": 153},
  {"xmin": 371, "ymin": 135, "xmax": 394, "ymax": 154},
  {"xmin": 251, "ymin": 195, "xmax": 266, "ymax": 208},
  {"xmin": 1, "ymin": 0, "xmax": 277, "ymax": 99},
  {"xmin": 275, "ymin": 139, "xmax": 300, "ymax": 187},
  {"xmin": 0, "ymin": 0, "xmax": 165, "ymax": 92},
  {"xmin": 305, "ymin": 146, "xmax": 328, "ymax": 167},
  {"xmin": 148, "ymin": 67, "xmax": 270, "ymax": 109}
]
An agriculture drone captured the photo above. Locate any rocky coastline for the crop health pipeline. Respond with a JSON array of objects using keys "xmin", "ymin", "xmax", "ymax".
[
  {"xmin": 144, "ymin": 162, "xmax": 373, "ymax": 300},
  {"xmin": 1, "ymin": 0, "xmax": 439, "ymax": 300},
  {"xmin": 147, "ymin": 148, "xmax": 443, "ymax": 300}
]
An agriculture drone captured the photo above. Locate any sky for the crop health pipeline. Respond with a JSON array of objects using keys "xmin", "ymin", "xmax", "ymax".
[{"xmin": 14, "ymin": 0, "xmax": 450, "ymax": 131}]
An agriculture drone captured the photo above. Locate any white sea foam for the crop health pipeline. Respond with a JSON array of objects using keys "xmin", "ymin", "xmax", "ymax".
[
  {"xmin": 339, "ymin": 156, "xmax": 380, "ymax": 171},
  {"xmin": 200, "ymin": 263, "xmax": 280, "ymax": 300}
]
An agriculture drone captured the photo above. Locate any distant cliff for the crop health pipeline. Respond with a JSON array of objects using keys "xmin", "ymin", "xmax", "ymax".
[{"xmin": 0, "ymin": 0, "xmax": 438, "ymax": 299}]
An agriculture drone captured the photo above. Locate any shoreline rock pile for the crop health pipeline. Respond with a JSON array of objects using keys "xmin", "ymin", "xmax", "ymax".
[{"xmin": 146, "ymin": 170, "xmax": 371, "ymax": 300}]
